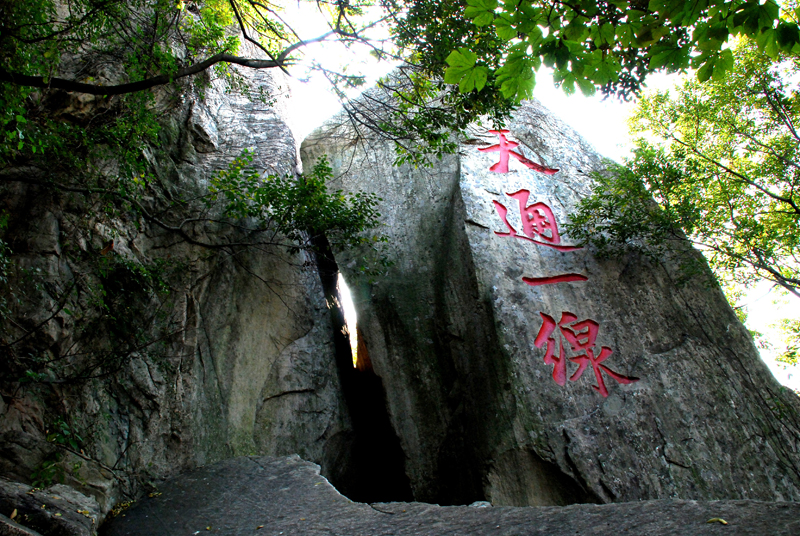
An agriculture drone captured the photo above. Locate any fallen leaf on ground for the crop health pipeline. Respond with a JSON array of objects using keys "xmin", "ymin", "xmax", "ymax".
[{"xmin": 707, "ymin": 518, "xmax": 728, "ymax": 525}]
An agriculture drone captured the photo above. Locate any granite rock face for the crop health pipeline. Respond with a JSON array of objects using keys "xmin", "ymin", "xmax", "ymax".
[
  {"xmin": 101, "ymin": 455, "xmax": 800, "ymax": 536},
  {"xmin": 0, "ymin": 479, "xmax": 101, "ymax": 536},
  {"xmin": 0, "ymin": 68, "xmax": 350, "ymax": 524},
  {"xmin": 301, "ymin": 98, "xmax": 800, "ymax": 506}
]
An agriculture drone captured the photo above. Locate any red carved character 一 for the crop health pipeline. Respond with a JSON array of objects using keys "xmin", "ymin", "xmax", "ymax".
[
  {"xmin": 534, "ymin": 312, "xmax": 639, "ymax": 397},
  {"xmin": 480, "ymin": 130, "xmax": 560, "ymax": 174}
]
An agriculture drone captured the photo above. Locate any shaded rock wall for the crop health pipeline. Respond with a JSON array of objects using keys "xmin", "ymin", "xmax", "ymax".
[
  {"xmin": 0, "ymin": 69, "xmax": 350, "ymax": 517},
  {"xmin": 300, "ymin": 97, "xmax": 800, "ymax": 506}
]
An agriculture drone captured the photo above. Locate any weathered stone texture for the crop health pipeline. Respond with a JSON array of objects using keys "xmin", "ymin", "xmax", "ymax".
[
  {"xmin": 0, "ymin": 479, "xmax": 100, "ymax": 536},
  {"xmin": 0, "ymin": 68, "xmax": 349, "ymax": 526},
  {"xmin": 0, "ymin": 514, "xmax": 42, "ymax": 536},
  {"xmin": 101, "ymin": 455, "xmax": 800, "ymax": 536},
  {"xmin": 301, "ymin": 97, "xmax": 800, "ymax": 506}
]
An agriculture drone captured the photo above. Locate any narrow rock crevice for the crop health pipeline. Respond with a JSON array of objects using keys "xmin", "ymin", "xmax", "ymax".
[{"xmin": 310, "ymin": 234, "xmax": 412, "ymax": 503}]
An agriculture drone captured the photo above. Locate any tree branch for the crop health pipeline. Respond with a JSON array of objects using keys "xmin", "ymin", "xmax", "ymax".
[
  {"xmin": 0, "ymin": 168, "xmax": 287, "ymax": 251},
  {"xmin": 669, "ymin": 133, "xmax": 800, "ymax": 215},
  {"xmin": 0, "ymin": 52, "xmax": 283, "ymax": 96}
]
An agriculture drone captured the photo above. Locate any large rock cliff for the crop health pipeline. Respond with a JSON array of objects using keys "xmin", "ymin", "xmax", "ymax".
[
  {"xmin": 4, "ymin": 58, "xmax": 800, "ymax": 536},
  {"xmin": 0, "ymin": 68, "xmax": 352, "ymax": 523},
  {"xmin": 301, "ymin": 96, "xmax": 800, "ymax": 506}
]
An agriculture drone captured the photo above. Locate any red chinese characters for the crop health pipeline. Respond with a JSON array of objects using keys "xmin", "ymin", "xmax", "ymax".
[
  {"xmin": 534, "ymin": 312, "xmax": 639, "ymax": 397},
  {"xmin": 493, "ymin": 189, "xmax": 581, "ymax": 252},
  {"xmin": 478, "ymin": 129, "xmax": 643, "ymax": 395},
  {"xmin": 493, "ymin": 190, "xmax": 587, "ymax": 285},
  {"xmin": 480, "ymin": 130, "xmax": 560, "ymax": 174}
]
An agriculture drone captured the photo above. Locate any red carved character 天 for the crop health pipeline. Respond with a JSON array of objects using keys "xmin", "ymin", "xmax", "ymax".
[
  {"xmin": 534, "ymin": 312, "xmax": 639, "ymax": 397},
  {"xmin": 479, "ymin": 130, "xmax": 560, "ymax": 174}
]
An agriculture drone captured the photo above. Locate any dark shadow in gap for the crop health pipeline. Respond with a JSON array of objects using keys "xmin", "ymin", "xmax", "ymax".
[{"xmin": 311, "ymin": 245, "xmax": 412, "ymax": 503}]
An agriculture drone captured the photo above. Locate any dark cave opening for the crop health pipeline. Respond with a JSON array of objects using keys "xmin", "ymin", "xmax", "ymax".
[{"xmin": 331, "ymin": 364, "xmax": 413, "ymax": 503}]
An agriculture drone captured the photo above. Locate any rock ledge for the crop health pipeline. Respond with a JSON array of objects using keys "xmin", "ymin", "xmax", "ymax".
[{"xmin": 100, "ymin": 456, "xmax": 800, "ymax": 535}]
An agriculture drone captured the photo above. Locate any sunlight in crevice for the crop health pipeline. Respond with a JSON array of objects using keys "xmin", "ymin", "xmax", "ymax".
[{"xmin": 338, "ymin": 273, "xmax": 358, "ymax": 366}]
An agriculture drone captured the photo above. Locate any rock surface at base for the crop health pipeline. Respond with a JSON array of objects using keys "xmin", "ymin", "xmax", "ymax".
[
  {"xmin": 101, "ymin": 456, "xmax": 800, "ymax": 536},
  {"xmin": 0, "ymin": 514, "xmax": 43, "ymax": 536},
  {"xmin": 0, "ymin": 479, "xmax": 100, "ymax": 536}
]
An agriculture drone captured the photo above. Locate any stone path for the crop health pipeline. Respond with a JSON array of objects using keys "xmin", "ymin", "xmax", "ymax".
[{"xmin": 100, "ymin": 456, "xmax": 800, "ymax": 535}]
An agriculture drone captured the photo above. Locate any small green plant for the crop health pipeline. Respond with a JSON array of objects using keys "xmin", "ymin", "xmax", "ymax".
[
  {"xmin": 20, "ymin": 370, "xmax": 49, "ymax": 383},
  {"xmin": 30, "ymin": 452, "xmax": 64, "ymax": 488},
  {"xmin": 46, "ymin": 417, "xmax": 83, "ymax": 451},
  {"xmin": 206, "ymin": 152, "xmax": 390, "ymax": 273},
  {"xmin": 30, "ymin": 417, "xmax": 86, "ymax": 487}
]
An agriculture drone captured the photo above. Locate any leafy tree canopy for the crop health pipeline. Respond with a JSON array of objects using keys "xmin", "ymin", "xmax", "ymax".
[
  {"xmin": 0, "ymin": 0, "xmax": 385, "ymax": 96},
  {"xmin": 566, "ymin": 39, "xmax": 800, "ymax": 301},
  {"xmin": 6, "ymin": 1, "xmax": 800, "ymax": 161},
  {"xmin": 434, "ymin": 0, "xmax": 800, "ymax": 102},
  {"xmin": 0, "ymin": 0, "xmax": 391, "ymax": 163}
]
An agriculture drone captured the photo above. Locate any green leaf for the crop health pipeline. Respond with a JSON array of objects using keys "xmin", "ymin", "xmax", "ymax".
[
  {"xmin": 556, "ymin": 71, "xmax": 577, "ymax": 94},
  {"xmin": 576, "ymin": 77, "xmax": 596, "ymax": 96},
  {"xmin": 757, "ymin": 1, "xmax": 779, "ymax": 30},
  {"xmin": 635, "ymin": 24, "xmax": 669, "ymax": 47},
  {"xmin": 445, "ymin": 48, "xmax": 478, "ymax": 69},
  {"xmin": 777, "ymin": 23, "xmax": 800, "ymax": 51},
  {"xmin": 466, "ymin": 0, "xmax": 498, "ymax": 9},
  {"xmin": 648, "ymin": 47, "xmax": 683, "ymax": 70},
  {"xmin": 465, "ymin": 0, "xmax": 498, "ymax": 26},
  {"xmin": 756, "ymin": 28, "xmax": 779, "ymax": 58},
  {"xmin": 459, "ymin": 66, "xmax": 489, "ymax": 92},
  {"xmin": 697, "ymin": 59, "xmax": 714, "ymax": 82},
  {"xmin": 444, "ymin": 66, "xmax": 470, "ymax": 85},
  {"xmin": 497, "ymin": 65, "xmax": 536, "ymax": 101},
  {"xmin": 504, "ymin": 77, "xmax": 533, "ymax": 100},
  {"xmin": 444, "ymin": 48, "xmax": 480, "ymax": 88},
  {"xmin": 473, "ymin": 12, "xmax": 494, "ymax": 26},
  {"xmin": 599, "ymin": 23, "xmax": 615, "ymax": 46},
  {"xmin": 495, "ymin": 17, "xmax": 517, "ymax": 41},
  {"xmin": 591, "ymin": 56, "xmax": 621, "ymax": 85},
  {"xmin": 716, "ymin": 49, "xmax": 734, "ymax": 74},
  {"xmin": 616, "ymin": 24, "xmax": 634, "ymax": 47},
  {"xmin": 564, "ymin": 22, "xmax": 589, "ymax": 42}
]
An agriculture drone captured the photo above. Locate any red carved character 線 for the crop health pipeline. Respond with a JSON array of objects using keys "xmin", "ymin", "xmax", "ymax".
[{"xmin": 534, "ymin": 312, "xmax": 639, "ymax": 397}]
